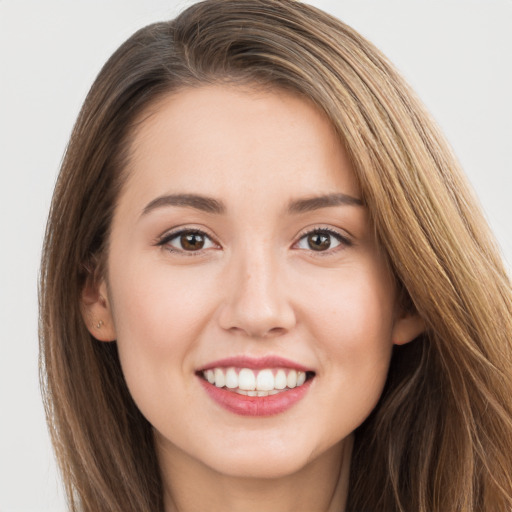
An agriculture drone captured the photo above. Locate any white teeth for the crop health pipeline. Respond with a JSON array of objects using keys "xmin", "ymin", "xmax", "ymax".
[
  {"xmin": 203, "ymin": 366, "xmax": 312, "ymax": 393},
  {"xmin": 225, "ymin": 367, "xmax": 238, "ymax": 389},
  {"xmin": 287, "ymin": 369, "xmax": 297, "ymax": 388},
  {"xmin": 256, "ymin": 369, "xmax": 275, "ymax": 391},
  {"xmin": 239, "ymin": 368, "xmax": 256, "ymax": 390},
  {"xmin": 275, "ymin": 369, "xmax": 287, "ymax": 389},
  {"xmin": 214, "ymin": 368, "xmax": 225, "ymax": 388}
]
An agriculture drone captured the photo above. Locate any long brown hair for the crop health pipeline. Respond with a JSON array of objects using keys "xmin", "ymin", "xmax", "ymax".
[{"xmin": 39, "ymin": 1, "xmax": 512, "ymax": 510}]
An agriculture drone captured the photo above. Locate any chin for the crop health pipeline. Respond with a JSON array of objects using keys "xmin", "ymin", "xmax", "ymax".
[
  {"xmin": 205, "ymin": 449, "xmax": 314, "ymax": 480},
  {"xmin": 194, "ymin": 426, "xmax": 343, "ymax": 480}
]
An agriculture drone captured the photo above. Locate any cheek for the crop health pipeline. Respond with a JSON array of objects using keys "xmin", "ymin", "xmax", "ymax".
[
  {"xmin": 110, "ymin": 258, "xmax": 214, "ymax": 349},
  {"xmin": 107, "ymin": 259, "xmax": 216, "ymax": 414},
  {"xmin": 300, "ymin": 263, "xmax": 395, "ymax": 423},
  {"xmin": 306, "ymin": 263, "xmax": 395, "ymax": 349}
]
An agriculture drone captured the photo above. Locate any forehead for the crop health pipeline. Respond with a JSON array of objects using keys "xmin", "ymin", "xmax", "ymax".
[{"xmin": 119, "ymin": 84, "xmax": 360, "ymax": 215}]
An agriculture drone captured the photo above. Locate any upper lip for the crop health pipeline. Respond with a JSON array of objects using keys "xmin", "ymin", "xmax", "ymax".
[{"xmin": 197, "ymin": 355, "xmax": 314, "ymax": 373}]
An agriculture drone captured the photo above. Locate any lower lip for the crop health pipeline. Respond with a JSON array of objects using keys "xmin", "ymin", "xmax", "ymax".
[{"xmin": 199, "ymin": 377, "xmax": 312, "ymax": 416}]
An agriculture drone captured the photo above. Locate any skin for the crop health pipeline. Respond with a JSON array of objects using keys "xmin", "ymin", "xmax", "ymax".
[{"xmin": 82, "ymin": 85, "xmax": 423, "ymax": 512}]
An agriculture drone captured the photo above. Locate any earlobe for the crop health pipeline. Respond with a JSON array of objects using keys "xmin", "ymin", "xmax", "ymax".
[
  {"xmin": 81, "ymin": 279, "xmax": 117, "ymax": 342},
  {"xmin": 391, "ymin": 312, "xmax": 425, "ymax": 346}
]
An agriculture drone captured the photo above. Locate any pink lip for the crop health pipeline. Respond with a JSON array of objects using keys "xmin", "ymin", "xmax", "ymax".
[
  {"xmin": 198, "ymin": 377, "xmax": 313, "ymax": 416},
  {"xmin": 197, "ymin": 356, "xmax": 315, "ymax": 416},
  {"xmin": 197, "ymin": 355, "xmax": 314, "ymax": 373}
]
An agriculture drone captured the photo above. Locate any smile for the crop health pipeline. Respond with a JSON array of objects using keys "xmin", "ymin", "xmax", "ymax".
[
  {"xmin": 201, "ymin": 367, "xmax": 310, "ymax": 396},
  {"xmin": 197, "ymin": 357, "xmax": 315, "ymax": 416}
]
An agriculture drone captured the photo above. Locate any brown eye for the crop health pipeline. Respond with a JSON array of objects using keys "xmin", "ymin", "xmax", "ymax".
[
  {"xmin": 307, "ymin": 232, "xmax": 331, "ymax": 251},
  {"xmin": 180, "ymin": 233, "xmax": 205, "ymax": 251},
  {"xmin": 296, "ymin": 229, "xmax": 348, "ymax": 253},
  {"xmin": 161, "ymin": 230, "xmax": 217, "ymax": 253}
]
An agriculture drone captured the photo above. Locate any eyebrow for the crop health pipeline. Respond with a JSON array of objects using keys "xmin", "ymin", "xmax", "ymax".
[
  {"xmin": 141, "ymin": 191, "xmax": 363, "ymax": 217},
  {"xmin": 142, "ymin": 194, "xmax": 226, "ymax": 216},
  {"xmin": 287, "ymin": 193, "xmax": 363, "ymax": 214}
]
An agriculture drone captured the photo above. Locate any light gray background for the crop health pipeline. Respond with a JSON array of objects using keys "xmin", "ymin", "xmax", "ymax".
[{"xmin": 1, "ymin": 1, "xmax": 510, "ymax": 510}]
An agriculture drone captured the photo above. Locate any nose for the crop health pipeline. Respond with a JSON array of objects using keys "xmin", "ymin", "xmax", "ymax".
[{"xmin": 218, "ymin": 246, "xmax": 296, "ymax": 339}]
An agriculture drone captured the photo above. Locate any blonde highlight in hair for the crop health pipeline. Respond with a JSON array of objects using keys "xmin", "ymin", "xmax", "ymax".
[{"xmin": 40, "ymin": 1, "xmax": 512, "ymax": 510}]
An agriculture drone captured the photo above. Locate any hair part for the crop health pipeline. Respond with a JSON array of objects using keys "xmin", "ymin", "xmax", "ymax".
[{"xmin": 40, "ymin": 1, "xmax": 512, "ymax": 510}]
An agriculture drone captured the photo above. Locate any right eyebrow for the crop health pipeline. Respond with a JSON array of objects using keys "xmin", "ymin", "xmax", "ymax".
[
  {"xmin": 287, "ymin": 193, "xmax": 364, "ymax": 214},
  {"xmin": 141, "ymin": 193, "xmax": 226, "ymax": 217}
]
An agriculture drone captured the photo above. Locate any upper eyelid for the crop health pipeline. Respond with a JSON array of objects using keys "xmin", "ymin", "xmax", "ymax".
[
  {"xmin": 299, "ymin": 227, "xmax": 344, "ymax": 237},
  {"xmin": 156, "ymin": 226, "xmax": 217, "ymax": 245},
  {"xmin": 295, "ymin": 225, "xmax": 353, "ymax": 243}
]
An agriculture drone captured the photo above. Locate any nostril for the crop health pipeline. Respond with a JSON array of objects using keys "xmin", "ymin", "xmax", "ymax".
[{"xmin": 264, "ymin": 326, "xmax": 288, "ymax": 337}]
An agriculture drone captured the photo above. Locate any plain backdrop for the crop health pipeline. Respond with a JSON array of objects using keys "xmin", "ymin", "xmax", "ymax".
[{"xmin": 1, "ymin": 1, "xmax": 511, "ymax": 510}]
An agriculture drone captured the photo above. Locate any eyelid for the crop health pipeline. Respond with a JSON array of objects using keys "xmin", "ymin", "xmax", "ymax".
[
  {"xmin": 155, "ymin": 225, "xmax": 221, "ymax": 254},
  {"xmin": 293, "ymin": 225, "xmax": 353, "ymax": 252}
]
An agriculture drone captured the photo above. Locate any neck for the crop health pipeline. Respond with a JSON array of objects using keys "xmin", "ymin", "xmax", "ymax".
[{"xmin": 157, "ymin": 434, "xmax": 353, "ymax": 512}]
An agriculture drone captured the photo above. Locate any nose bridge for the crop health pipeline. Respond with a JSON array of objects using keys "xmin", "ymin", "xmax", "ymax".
[{"xmin": 219, "ymin": 239, "xmax": 295, "ymax": 337}]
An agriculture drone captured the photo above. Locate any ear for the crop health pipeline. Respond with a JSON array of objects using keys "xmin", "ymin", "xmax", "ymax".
[
  {"xmin": 391, "ymin": 310, "xmax": 425, "ymax": 346},
  {"xmin": 81, "ymin": 277, "xmax": 117, "ymax": 342}
]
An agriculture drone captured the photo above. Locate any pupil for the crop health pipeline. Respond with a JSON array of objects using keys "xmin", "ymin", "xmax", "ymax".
[
  {"xmin": 308, "ymin": 232, "xmax": 330, "ymax": 251},
  {"xmin": 181, "ymin": 233, "xmax": 204, "ymax": 250}
]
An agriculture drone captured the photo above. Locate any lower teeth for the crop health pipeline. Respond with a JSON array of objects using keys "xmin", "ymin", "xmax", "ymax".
[{"xmin": 233, "ymin": 388, "xmax": 289, "ymax": 396}]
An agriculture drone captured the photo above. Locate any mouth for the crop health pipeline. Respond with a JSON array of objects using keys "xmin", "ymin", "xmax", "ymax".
[
  {"xmin": 197, "ymin": 367, "xmax": 315, "ymax": 397},
  {"xmin": 196, "ymin": 357, "xmax": 316, "ymax": 416}
]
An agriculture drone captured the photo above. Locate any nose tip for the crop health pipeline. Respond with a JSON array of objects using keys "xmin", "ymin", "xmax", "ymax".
[
  {"xmin": 224, "ymin": 323, "xmax": 291, "ymax": 340},
  {"xmin": 222, "ymin": 310, "xmax": 293, "ymax": 339},
  {"xmin": 218, "ymin": 261, "xmax": 296, "ymax": 339}
]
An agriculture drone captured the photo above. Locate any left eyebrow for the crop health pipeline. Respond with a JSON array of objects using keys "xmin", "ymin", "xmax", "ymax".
[{"xmin": 287, "ymin": 193, "xmax": 364, "ymax": 214}]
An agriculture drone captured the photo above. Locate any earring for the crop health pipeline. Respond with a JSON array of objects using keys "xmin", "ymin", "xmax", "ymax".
[{"xmin": 96, "ymin": 320, "xmax": 104, "ymax": 329}]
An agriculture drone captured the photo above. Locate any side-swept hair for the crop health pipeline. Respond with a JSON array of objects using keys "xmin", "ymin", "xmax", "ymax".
[{"xmin": 40, "ymin": 1, "xmax": 512, "ymax": 510}]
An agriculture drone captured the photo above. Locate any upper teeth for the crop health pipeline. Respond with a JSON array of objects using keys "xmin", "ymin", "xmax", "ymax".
[{"xmin": 203, "ymin": 367, "xmax": 307, "ymax": 394}]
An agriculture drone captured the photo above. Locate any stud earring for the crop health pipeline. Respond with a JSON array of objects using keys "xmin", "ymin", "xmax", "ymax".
[{"xmin": 96, "ymin": 320, "xmax": 104, "ymax": 329}]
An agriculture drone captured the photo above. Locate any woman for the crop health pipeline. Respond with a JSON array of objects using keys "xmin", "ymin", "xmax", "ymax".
[{"xmin": 39, "ymin": 0, "xmax": 512, "ymax": 510}]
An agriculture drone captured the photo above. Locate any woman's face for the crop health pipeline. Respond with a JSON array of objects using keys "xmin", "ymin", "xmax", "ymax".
[{"xmin": 86, "ymin": 85, "xmax": 421, "ymax": 479}]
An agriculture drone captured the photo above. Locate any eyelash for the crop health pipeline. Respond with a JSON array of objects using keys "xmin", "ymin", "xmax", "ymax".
[
  {"xmin": 295, "ymin": 227, "xmax": 353, "ymax": 255},
  {"xmin": 156, "ymin": 226, "xmax": 352, "ymax": 256},
  {"xmin": 156, "ymin": 228, "xmax": 218, "ymax": 256}
]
